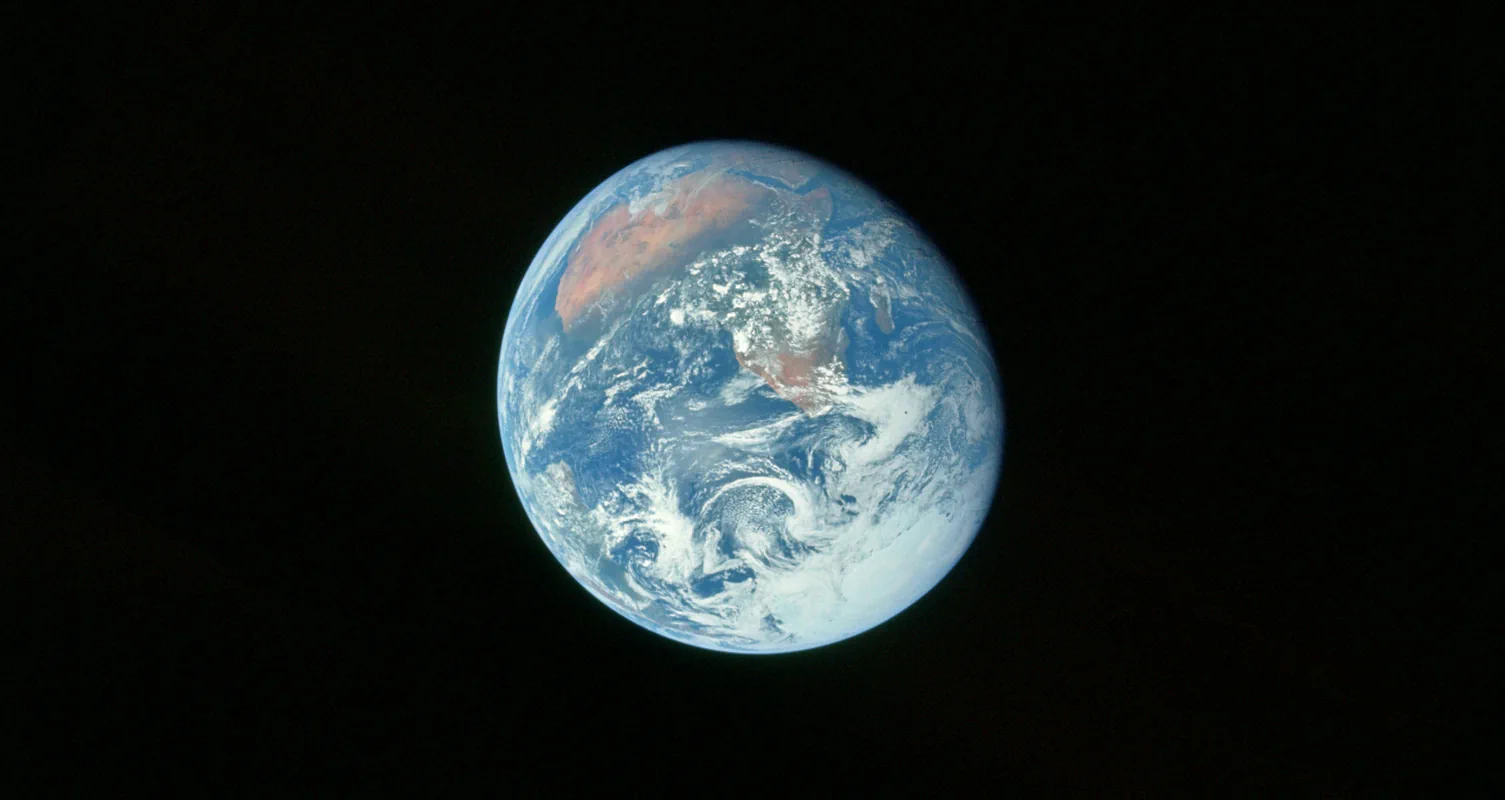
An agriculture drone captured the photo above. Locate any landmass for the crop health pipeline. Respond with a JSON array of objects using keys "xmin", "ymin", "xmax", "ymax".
[
  {"xmin": 734, "ymin": 325, "xmax": 848, "ymax": 412},
  {"xmin": 555, "ymin": 172, "xmax": 772, "ymax": 333},
  {"xmin": 555, "ymin": 168, "xmax": 841, "ymax": 411},
  {"xmin": 715, "ymin": 149, "xmax": 817, "ymax": 190},
  {"xmin": 871, "ymin": 284, "xmax": 895, "ymax": 334}
]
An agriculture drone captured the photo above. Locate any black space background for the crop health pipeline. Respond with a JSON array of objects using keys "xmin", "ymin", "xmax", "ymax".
[{"xmin": 3, "ymin": 6, "xmax": 1498, "ymax": 794}]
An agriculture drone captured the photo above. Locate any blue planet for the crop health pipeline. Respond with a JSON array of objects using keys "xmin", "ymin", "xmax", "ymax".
[{"xmin": 497, "ymin": 141, "xmax": 1004, "ymax": 653}]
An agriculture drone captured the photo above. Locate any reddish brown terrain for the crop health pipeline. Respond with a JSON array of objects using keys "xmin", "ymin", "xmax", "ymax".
[
  {"xmin": 555, "ymin": 168, "xmax": 844, "ymax": 411},
  {"xmin": 735, "ymin": 335, "xmax": 847, "ymax": 412},
  {"xmin": 795, "ymin": 185, "xmax": 832, "ymax": 223},
  {"xmin": 555, "ymin": 174, "xmax": 773, "ymax": 332},
  {"xmin": 727, "ymin": 184, "xmax": 842, "ymax": 410}
]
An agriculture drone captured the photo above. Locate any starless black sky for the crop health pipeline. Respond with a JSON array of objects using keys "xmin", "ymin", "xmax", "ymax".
[{"xmin": 3, "ymin": 6, "xmax": 1498, "ymax": 793}]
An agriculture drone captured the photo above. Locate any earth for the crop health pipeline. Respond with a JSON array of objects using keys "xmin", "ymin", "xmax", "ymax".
[{"xmin": 497, "ymin": 141, "xmax": 1003, "ymax": 653}]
